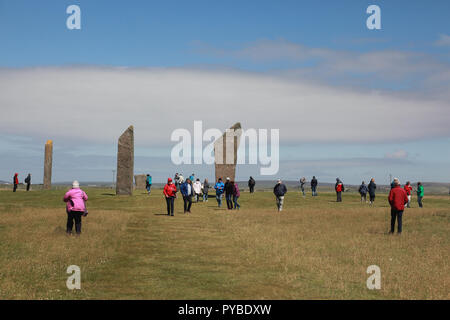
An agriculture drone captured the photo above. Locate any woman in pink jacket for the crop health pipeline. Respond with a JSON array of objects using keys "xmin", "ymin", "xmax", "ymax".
[{"xmin": 63, "ymin": 181, "xmax": 88, "ymax": 235}]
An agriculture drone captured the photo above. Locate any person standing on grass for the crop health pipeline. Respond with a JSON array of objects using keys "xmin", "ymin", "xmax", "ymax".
[
  {"xmin": 388, "ymin": 178, "xmax": 408, "ymax": 235},
  {"xmin": 335, "ymin": 178, "xmax": 344, "ymax": 202},
  {"xmin": 273, "ymin": 179, "xmax": 287, "ymax": 212},
  {"xmin": 300, "ymin": 177, "xmax": 306, "ymax": 197},
  {"xmin": 404, "ymin": 181, "xmax": 413, "ymax": 208},
  {"xmin": 358, "ymin": 181, "xmax": 368, "ymax": 202},
  {"xmin": 214, "ymin": 178, "xmax": 225, "ymax": 208},
  {"xmin": 180, "ymin": 178, "xmax": 194, "ymax": 213},
  {"xmin": 224, "ymin": 177, "xmax": 235, "ymax": 210},
  {"xmin": 146, "ymin": 174, "xmax": 152, "ymax": 195},
  {"xmin": 417, "ymin": 182, "xmax": 424, "ymax": 208},
  {"xmin": 232, "ymin": 181, "xmax": 240, "ymax": 210},
  {"xmin": 13, "ymin": 173, "xmax": 19, "ymax": 192},
  {"xmin": 193, "ymin": 178, "xmax": 202, "ymax": 203},
  {"xmin": 174, "ymin": 173, "xmax": 180, "ymax": 189},
  {"xmin": 63, "ymin": 181, "xmax": 88, "ymax": 235},
  {"xmin": 163, "ymin": 178, "xmax": 177, "ymax": 216},
  {"xmin": 202, "ymin": 178, "xmax": 209, "ymax": 202},
  {"xmin": 248, "ymin": 176, "xmax": 256, "ymax": 193},
  {"xmin": 311, "ymin": 176, "xmax": 318, "ymax": 196},
  {"xmin": 24, "ymin": 173, "xmax": 31, "ymax": 191},
  {"xmin": 368, "ymin": 178, "xmax": 377, "ymax": 204}
]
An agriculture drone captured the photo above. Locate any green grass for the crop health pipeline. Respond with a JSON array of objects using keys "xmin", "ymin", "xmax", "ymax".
[{"xmin": 0, "ymin": 188, "xmax": 449, "ymax": 299}]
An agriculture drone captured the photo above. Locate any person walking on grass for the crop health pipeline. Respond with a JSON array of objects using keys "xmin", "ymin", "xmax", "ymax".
[
  {"xmin": 163, "ymin": 178, "xmax": 177, "ymax": 216},
  {"xmin": 404, "ymin": 181, "xmax": 413, "ymax": 208},
  {"xmin": 214, "ymin": 178, "xmax": 225, "ymax": 208},
  {"xmin": 13, "ymin": 173, "xmax": 19, "ymax": 192},
  {"xmin": 273, "ymin": 179, "xmax": 287, "ymax": 212},
  {"xmin": 359, "ymin": 181, "xmax": 368, "ymax": 203},
  {"xmin": 311, "ymin": 176, "xmax": 318, "ymax": 196},
  {"xmin": 335, "ymin": 178, "xmax": 344, "ymax": 202},
  {"xmin": 63, "ymin": 181, "xmax": 88, "ymax": 235},
  {"xmin": 300, "ymin": 177, "xmax": 306, "ymax": 197},
  {"xmin": 202, "ymin": 178, "xmax": 209, "ymax": 202},
  {"xmin": 146, "ymin": 174, "xmax": 152, "ymax": 195},
  {"xmin": 193, "ymin": 178, "xmax": 202, "ymax": 203},
  {"xmin": 368, "ymin": 178, "xmax": 377, "ymax": 204},
  {"xmin": 24, "ymin": 173, "xmax": 31, "ymax": 191},
  {"xmin": 388, "ymin": 178, "xmax": 408, "ymax": 235},
  {"xmin": 417, "ymin": 182, "xmax": 424, "ymax": 208},
  {"xmin": 232, "ymin": 181, "xmax": 240, "ymax": 210},
  {"xmin": 180, "ymin": 178, "xmax": 194, "ymax": 213},
  {"xmin": 248, "ymin": 176, "xmax": 255, "ymax": 193},
  {"xmin": 224, "ymin": 177, "xmax": 235, "ymax": 210}
]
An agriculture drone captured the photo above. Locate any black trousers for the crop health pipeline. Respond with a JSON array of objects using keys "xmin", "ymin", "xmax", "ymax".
[
  {"xmin": 67, "ymin": 211, "xmax": 83, "ymax": 234},
  {"xmin": 249, "ymin": 186, "xmax": 254, "ymax": 193},
  {"xmin": 166, "ymin": 197, "xmax": 175, "ymax": 216},
  {"xmin": 390, "ymin": 209, "xmax": 403, "ymax": 233},
  {"xmin": 369, "ymin": 194, "xmax": 375, "ymax": 202},
  {"xmin": 26, "ymin": 183, "xmax": 31, "ymax": 191},
  {"xmin": 226, "ymin": 194, "xmax": 233, "ymax": 209},
  {"xmin": 13, "ymin": 184, "xmax": 18, "ymax": 192},
  {"xmin": 183, "ymin": 195, "xmax": 192, "ymax": 212},
  {"xmin": 336, "ymin": 191, "xmax": 342, "ymax": 202}
]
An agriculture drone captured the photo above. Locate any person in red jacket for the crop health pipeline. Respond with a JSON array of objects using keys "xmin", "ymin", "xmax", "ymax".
[
  {"xmin": 13, "ymin": 173, "xmax": 19, "ymax": 192},
  {"xmin": 163, "ymin": 178, "xmax": 177, "ymax": 216},
  {"xmin": 388, "ymin": 178, "xmax": 409, "ymax": 234},
  {"xmin": 404, "ymin": 181, "xmax": 413, "ymax": 208}
]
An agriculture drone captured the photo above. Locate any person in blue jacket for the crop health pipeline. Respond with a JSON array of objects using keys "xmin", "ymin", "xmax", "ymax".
[
  {"xmin": 214, "ymin": 178, "xmax": 225, "ymax": 208},
  {"xmin": 180, "ymin": 178, "xmax": 194, "ymax": 213},
  {"xmin": 146, "ymin": 174, "xmax": 152, "ymax": 195}
]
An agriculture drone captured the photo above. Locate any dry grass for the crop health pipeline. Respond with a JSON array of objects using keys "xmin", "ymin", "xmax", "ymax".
[{"xmin": 0, "ymin": 188, "xmax": 448, "ymax": 299}]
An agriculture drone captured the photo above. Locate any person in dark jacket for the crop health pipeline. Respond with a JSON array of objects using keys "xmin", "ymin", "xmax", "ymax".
[
  {"xmin": 335, "ymin": 178, "xmax": 344, "ymax": 202},
  {"xmin": 13, "ymin": 173, "xmax": 19, "ymax": 192},
  {"xmin": 146, "ymin": 174, "xmax": 152, "ymax": 195},
  {"xmin": 273, "ymin": 179, "xmax": 287, "ymax": 212},
  {"xmin": 248, "ymin": 176, "xmax": 255, "ymax": 193},
  {"xmin": 311, "ymin": 176, "xmax": 318, "ymax": 196},
  {"xmin": 232, "ymin": 181, "xmax": 240, "ymax": 210},
  {"xmin": 202, "ymin": 178, "xmax": 209, "ymax": 202},
  {"xmin": 368, "ymin": 178, "xmax": 377, "ymax": 204},
  {"xmin": 180, "ymin": 178, "xmax": 194, "ymax": 213},
  {"xmin": 388, "ymin": 178, "xmax": 408, "ymax": 234},
  {"xmin": 224, "ymin": 177, "xmax": 235, "ymax": 210},
  {"xmin": 24, "ymin": 173, "xmax": 31, "ymax": 191},
  {"xmin": 359, "ymin": 181, "xmax": 368, "ymax": 202}
]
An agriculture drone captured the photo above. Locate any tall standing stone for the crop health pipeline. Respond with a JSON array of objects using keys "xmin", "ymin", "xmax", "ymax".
[
  {"xmin": 134, "ymin": 174, "xmax": 147, "ymax": 190},
  {"xmin": 43, "ymin": 140, "xmax": 53, "ymax": 190},
  {"xmin": 214, "ymin": 122, "xmax": 242, "ymax": 182},
  {"xmin": 116, "ymin": 126, "xmax": 134, "ymax": 195}
]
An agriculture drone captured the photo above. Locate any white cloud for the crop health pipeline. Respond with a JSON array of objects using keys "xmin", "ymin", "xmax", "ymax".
[
  {"xmin": 0, "ymin": 67, "xmax": 449, "ymax": 147},
  {"xmin": 435, "ymin": 34, "xmax": 450, "ymax": 46},
  {"xmin": 385, "ymin": 149, "xmax": 408, "ymax": 159}
]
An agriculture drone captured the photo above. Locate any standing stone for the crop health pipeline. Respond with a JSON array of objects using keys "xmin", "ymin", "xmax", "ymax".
[
  {"xmin": 214, "ymin": 122, "xmax": 242, "ymax": 182},
  {"xmin": 134, "ymin": 174, "xmax": 147, "ymax": 190},
  {"xmin": 43, "ymin": 140, "xmax": 53, "ymax": 190},
  {"xmin": 116, "ymin": 126, "xmax": 134, "ymax": 195}
]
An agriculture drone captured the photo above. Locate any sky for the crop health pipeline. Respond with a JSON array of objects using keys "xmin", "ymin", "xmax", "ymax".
[{"xmin": 0, "ymin": 0, "xmax": 449, "ymax": 184}]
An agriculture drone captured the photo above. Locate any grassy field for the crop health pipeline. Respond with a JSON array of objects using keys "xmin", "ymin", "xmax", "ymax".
[{"xmin": 0, "ymin": 187, "xmax": 448, "ymax": 300}]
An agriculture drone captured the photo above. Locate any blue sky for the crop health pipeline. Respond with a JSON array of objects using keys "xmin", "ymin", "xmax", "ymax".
[{"xmin": 0, "ymin": 0, "xmax": 449, "ymax": 184}]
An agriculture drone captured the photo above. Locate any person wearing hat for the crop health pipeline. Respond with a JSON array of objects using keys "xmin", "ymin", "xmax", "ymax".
[
  {"xmin": 388, "ymin": 178, "xmax": 408, "ymax": 234},
  {"xmin": 335, "ymin": 178, "xmax": 344, "ymax": 202},
  {"xmin": 273, "ymin": 179, "xmax": 287, "ymax": 212},
  {"xmin": 63, "ymin": 181, "xmax": 88, "ymax": 235},
  {"xmin": 163, "ymin": 178, "xmax": 177, "ymax": 216}
]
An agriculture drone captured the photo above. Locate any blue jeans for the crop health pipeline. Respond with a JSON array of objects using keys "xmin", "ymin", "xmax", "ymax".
[
  {"xmin": 203, "ymin": 192, "xmax": 208, "ymax": 201},
  {"xmin": 226, "ymin": 194, "xmax": 233, "ymax": 209},
  {"xmin": 233, "ymin": 195, "xmax": 240, "ymax": 209},
  {"xmin": 146, "ymin": 184, "xmax": 152, "ymax": 193},
  {"xmin": 312, "ymin": 186, "xmax": 317, "ymax": 196},
  {"xmin": 216, "ymin": 193, "xmax": 223, "ymax": 207}
]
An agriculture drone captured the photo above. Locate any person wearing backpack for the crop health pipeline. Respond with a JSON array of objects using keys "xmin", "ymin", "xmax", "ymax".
[
  {"xmin": 417, "ymin": 182, "xmax": 424, "ymax": 208},
  {"xmin": 13, "ymin": 173, "xmax": 19, "ymax": 192},
  {"xmin": 359, "ymin": 181, "xmax": 368, "ymax": 203},
  {"xmin": 63, "ymin": 181, "xmax": 88, "ymax": 235},
  {"xmin": 335, "ymin": 178, "xmax": 344, "ymax": 202},
  {"xmin": 24, "ymin": 173, "xmax": 32, "ymax": 191}
]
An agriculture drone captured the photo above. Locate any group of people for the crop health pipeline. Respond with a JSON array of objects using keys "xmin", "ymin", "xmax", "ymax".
[
  {"xmin": 11, "ymin": 173, "xmax": 32, "ymax": 192},
  {"xmin": 299, "ymin": 176, "xmax": 318, "ymax": 197},
  {"xmin": 213, "ymin": 177, "xmax": 241, "ymax": 210}
]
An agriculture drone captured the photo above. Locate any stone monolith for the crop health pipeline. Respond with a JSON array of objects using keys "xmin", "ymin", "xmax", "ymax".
[
  {"xmin": 134, "ymin": 174, "xmax": 147, "ymax": 190},
  {"xmin": 43, "ymin": 140, "xmax": 53, "ymax": 190},
  {"xmin": 116, "ymin": 126, "xmax": 134, "ymax": 195},
  {"xmin": 214, "ymin": 122, "xmax": 242, "ymax": 182}
]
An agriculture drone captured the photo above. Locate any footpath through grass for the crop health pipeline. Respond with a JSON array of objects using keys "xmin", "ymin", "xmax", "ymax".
[{"xmin": 0, "ymin": 188, "xmax": 449, "ymax": 299}]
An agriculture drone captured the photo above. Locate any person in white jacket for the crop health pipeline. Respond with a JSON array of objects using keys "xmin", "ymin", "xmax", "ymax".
[{"xmin": 193, "ymin": 179, "xmax": 202, "ymax": 202}]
